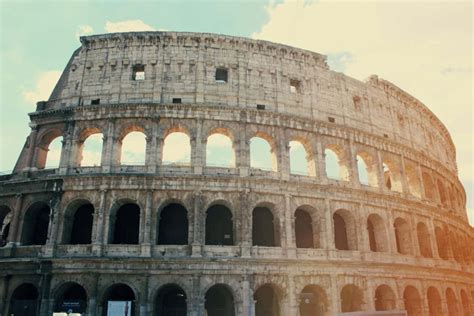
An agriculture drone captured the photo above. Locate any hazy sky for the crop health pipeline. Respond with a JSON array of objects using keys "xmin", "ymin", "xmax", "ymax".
[{"xmin": 0, "ymin": 0, "xmax": 472, "ymax": 225}]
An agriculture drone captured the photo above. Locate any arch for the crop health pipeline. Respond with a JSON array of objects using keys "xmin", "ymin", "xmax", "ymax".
[
  {"xmin": 446, "ymin": 288, "xmax": 459, "ymax": 316},
  {"xmin": 295, "ymin": 208, "xmax": 314, "ymax": 248},
  {"xmin": 37, "ymin": 129, "xmax": 63, "ymax": 169},
  {"xmin": 62, "ymin": 200, "xmax": 94, "ymax": 244},
  {"xmin": 157, "ymin": 203, "xmax": 188, "ymax": 245},
  {"xmin": 299, "ymin": 285, "xmax": 328, "ymax": 316},
  {"xmin": 435, "ymin": 226, "xmax": 449, "ymax": 260},
  {"xmin": 417, "ymin": 222, "xmax": 433, "ymax": 258},
  {"xmin": 102, "ymin": 283, "xmax": 136, "ymax": 316},
  {"xmin": 21, "ymin": 201, "xmax": 50, "ymax": 245},
  {"xmin": 120, "ymin": 131, "xmax": 147, "ymax": 165},
  {"xmin": 437, "ymin": 179, "xmax": 448, "ymax": 207},
  {"xmin": 393, "ymin": 217, "xmax": 412, "ymax": 255},
  {"xmin": 333, "ymin": 209, "xmax": 357, "ymax": 251},
  {"xmin": 460, "ymin": 289, "xmax": 470, "ymax": 316},
  {"xmin": 367, "ymin": 214, "xmax": 389, "ymax": 252},
  {"xmin": 403, "ymin": 286, "xmax": 422, "ymax": 316},
  {"xmin": 0, "ymin": 205, "xmax": 12, "ymax": 246},
  {"xmin": 422, "ymin": 172, "xmax": 436, "ymax": 201},
  {"xmin": 155, "ymin": 284, "xmax": 187, "ymax": 316},
  {"xmin": 8, "ymin": 283, "xmax": 39, "ymax": 316},
  {"xmin": 427, "ymin": 287, "xmax": 443, "ymax": 316},
  {"xmin": 54, "ymin": 282, "xmax": 88, "ymax": 314},
  {"xmin": 250, "ymin": 135, "xmax": 277, "ymax": 172},
  {"xmin": 405, "ymin": 163, "xmax": 422, "ymax": 198},
  {"xmin": 340, "ymin": 284, "xmax": 364, "ymax": 312},
  {"xmin": 382, "ymin": 160, "xmax": 402, "ymax": 192},
  {"xmin": 205, "ymin": 204, "xmax": 233, "ymax": 245},
  {"xmin": 162, "ymin": 132, "xmax": 191, "ymax": 165},
  {"xmin": 252, "ymin": 206, "xmax": 279, "ymax": 247},
  {"xmin": 254, "ymin": 284, "xmax": 280, "ymax": 316},
  {"xmin": 356, "ymin": 152, "xmax": 378, "ymax": 187},
  {"xmin": 374, "ymin": 284, "xmax": 396, "ymax": 311},
  {"xmin": 78, "ymin": 132, "xmax": 103, "ymax": 166},
  {"xmin": 109, "ymin": 202, "xmax": 140, "ymax": 244},
  {"xmin": 206, "ymin": 131, "xmax": 235, "ymax": 167},
  {"xmin": 289, "ymin": 140, "xmax": 310, "ymax": 176},
  {"xmin": 324, "ymin": 145, "xmax": 349, "ymax": 181},
  {"xmin": 205, "ymin": 284, "xmax": 235, "ymax": 316}
]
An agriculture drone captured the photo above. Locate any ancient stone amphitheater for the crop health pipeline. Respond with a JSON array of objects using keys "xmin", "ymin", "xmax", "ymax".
[{"xmin": 0, "ymin": 31, "xmax": 473, "ymax": 316}]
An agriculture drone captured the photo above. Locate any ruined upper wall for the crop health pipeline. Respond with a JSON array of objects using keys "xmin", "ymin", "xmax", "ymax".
[{"xmin": 42, "ymin": 31, "xmax": 456, "ymax": 172}]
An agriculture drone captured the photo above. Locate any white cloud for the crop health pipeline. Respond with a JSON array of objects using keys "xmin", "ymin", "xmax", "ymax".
[
  {"xmin": 105, "ymin": 20, "xmax": 156, "ymax": 33},
  {"xmin": 22, "ymin": 71, "xmax": 62, "ymax": 105},
  {"xmin": 162, "ymin": 133, "xmax": 191, "ymax": 164},
  {"xmin": 253, "ymin": 0, "xmax": 473, "ymax": 200},
  {"xmin": 76, "ymin": 24, "xmax": 93, "ymax": 38}
]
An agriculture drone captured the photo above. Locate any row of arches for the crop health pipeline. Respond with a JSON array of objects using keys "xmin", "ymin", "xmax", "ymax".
[
  {"xmin": 34, "ymin": 125, "xmax": 464, "ymax": 212},
  {"xmin": 7, "ymin": 281, "xmax": 472, "ymax": 316},
  {"xmin": 1, "ymin": 199, "xmax": 472, "ymax": 265}
]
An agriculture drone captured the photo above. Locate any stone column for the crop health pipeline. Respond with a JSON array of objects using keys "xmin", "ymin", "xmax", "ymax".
[
  {"xmin": 38, "ymin": 271, "xmax": 52, "ymax": 316},
  {"xmin": 241, "ymin": 276, "xmax": 254, "ymax": 316},
  {"xmin": 348, "ymin": 139, "xmax": 360, "ymax": 186},
  {"xmin": 238, "ymin": 123, "xmax": 250, "ymax": 177},
  {"xmin": 428, "ymin": 218, "xmax": 440, "ymax": 259},
  {"xmin": 286, "ymin": 275, "xmax": 297, "ymax": 316},
  {"xmin": 399, "ymin": 155, "xmax": 410, "ymax": 196},
  {"xmin": 324, "ymin": 199, "xmax": 335, "ymax": 251},
  {"xmin": 141, "ymin": 190, "xmax": 153, "ymax": 257},
  {"xmin": 189, "ymin": 274, "xmax": 204, "ymax": 316},
  {"xmin": 101, "ymin": 119, "xmax": 116, "ymax": 173},
  {"xmin": 44, "ymin": 191, "xmax": 63, "ymax": 257},
  {"xmin": 376, "ymin": 150, "xmax": 386, "ymax": 192},
  {"xmin": 139, "ymin": 276, "xmax": 149, "ymax": 316},
  {"xmin": 25, "ymin": 123, "xmax": 39, "ymax": 171},
  {"xmin": 193, "ymin": 118, "xmax": 203, "ymax": 175},
  {"xmin": 386, "ymin": 208, "xmax": 397, "ymax": 254},
  {"xmin": 9, "ymin": 193, "xmax": 24, "ymax": 246},
  {"xmin": 87, "ymin": 274, "xmax": 99, "ymax": 315},
  {"xmin": 191, "ymin": 191, "xmax": 203, "ymax": 257},
  {"xmin": 59, "ymin": 121, "xmax": 75, "ymax": 174},
  {"xmin": 416, "ymin": 163, "xmax": 426, "ymax": 199},
  {"xmin": 240, "ymin": 191, "xmax": 251, "ymax": 257},
  {"xmin": 359, "ymin": 203, "xmax": 370, "ymax": 253},
  {"xmin": 92, "ymin": 189, "xmax": 107, "ymax": 256},
  {"xmin": 315, "ymin": 139, "xmax": 326, "ymax": 181},
  {"xmin": 0, "ymin": 275, "xmax": 10, "ymax": 315},
  {"xmin": 279, "ymin": 130, "xmax": 290, "ymax": 180},
  {"xmin": 329, "ymin": 275, "xmax": 339, "ymax": 314},
  {"xmin": 285, "ymin": 194, "xmax": 296, "ymax": 258}
]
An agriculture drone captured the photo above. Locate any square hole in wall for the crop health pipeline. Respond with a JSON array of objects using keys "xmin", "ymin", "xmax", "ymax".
[
  {"xmin": 215, "ymin": 67, "xmax": 228, "ymax": 82},
  {"xmin": 132, "ymin": 64, "xmax": 145, "ymax": 80},
  {"xmin": 290, "ymin": 79, "xmax": 301, "ymax": 93},
  {"xmin": 172, "ymin": 98, "xmax": 182, "ymax": 104},
  {"xmin": 91, "ymin": 99, "xmax": 100, "ymax": 105},
  {"xmin": 257, "ymin": 104, "xmax": 266, "ymax": 110},
  {"xmin": 328, "ymin": 117, "xmax": 335, "ymax": 123}
]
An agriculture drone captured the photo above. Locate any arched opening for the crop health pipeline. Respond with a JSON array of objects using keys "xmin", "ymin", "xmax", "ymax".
[
  {"xmin": 333, "ymin": 210, "xmax": 356, "ymax": 250},
  {"xmin": 0, "ymin": 206, "xmax": 12, "ymax": 246},
  {"xmin": 295, "ymin": 209, "xmax": 314, "ymax": 249},
  {"xmin": 356, "ymin": 153, "xmax": 378, "ymax": 187},
  {"xmin": 460, "ymin": 290, "xmax": 470, "ymax": 316},
  {"xmin": 417, "ymin": 222, "xmax": 433, "ymax": 258},
  {"xmin": 8, "ymin": 283, "xmax": 39, "ymax": 316},
  {"xmin": 109, "ymin": 203, "xmax": 140, "ymax": 244},
  {"xmin": 435, "ymin": 226, "xmax": 449, "ymax": 260},
  {"xmin": 324, "ymin": 146, "xmax": 349, "ymax": 181},
  {"xmin": 382, "ymin": 161, "xmax": 402, "ymax": 192},
  {"xmin": 437, "ymin": 179, "xmax": 448, "ymax": 207},
  {"xmin": 120, "ymin": 131, "xmax": 146, "ymax": 165},
  {"xmin": 155, "ymin": 284, "xmax": 187, "ymax": 316},
  {"xmin": 367, "ymin": 214, "xmax": 388, "ymax": 252},
  {"xmin": 54, "ymin": 282, "xmax": 87, "ymax": 315},
  {"xmin": 405, "ymin": 163, "xmax": 422, "ymax": 198},
  {"xmin": 162, "ymin": 132, "xmax": 191, "ymax": 165},
  {"xmin": 102, "ymin": 283, "xmax": 135, "ymax": 316},
  {"xmin": 252, "ymin": 207, "xmax": 278, "ymax": 247},
  {"xmin": 79, "ymin": 132, "xmax": 103, "ymax": 166},
  {"xmin": 63, "ymin": 202, "xmax": 94, "ymax": 244},
  {"xmin": 37, "ymin": 130, "xmax": 63, "ymax": 169},
  {"xmin": 299, "ymin": 285, "xmax": 328, "ymax": 316},
  {"xmin": 394, "ymin": 218, "xmax": 411, "ymax": 255},
  {"xmin": 205, "ymin": 284, "xmax": 235, "ymax": 316},
  {"xmin": 446, "ymin": 288, "xmax": 459, "ymax": 316},
  {"xmin": 157, "ymin": 203, "xmax": 188, "ymax": 245},
  {"xmin": 254, "ymin": 284, "xmax": 280, "ymax": 316},
  {"xmin": 403, "ymin": 286, "xmax": 422, "ymax": 316},
  {"xmin": 422, "ymin": 172, "xmax": 436, "ymax": 201},
  {"xmin": 340, "ymin": 284, "xmax": 363, "ymax": 312},
  {"xmin": 250, "ymin": 136, "xmax": 277, "ymax": 172},
  {"xmin": 206, "ymin": 132, "xmax": 235, "ymax": 167},
  {"xmin": 21, "ymin": 202, "xmax": 50, "ymax": 245},
  {"xmin": 374, "ymin": 285, "xmax": 396, "ymax": 311},
  {"xmin": 205, "ymin": 204, "xmax": 233, "ymax": 246},
  {"xmin": 427, "ymin": 287, "xmax": 443, "ymax": 316},
  {"xmin": 289, "ymin": 140, "xmax": 309, "ymax": 175}
]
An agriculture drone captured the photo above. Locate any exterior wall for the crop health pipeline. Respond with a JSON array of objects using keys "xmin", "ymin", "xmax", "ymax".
[{"xmin": 0, "ymin": 31, "xmax": 473, "ymax": 316}]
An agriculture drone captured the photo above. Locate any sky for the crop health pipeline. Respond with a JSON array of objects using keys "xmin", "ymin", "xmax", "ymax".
[{"xmin": 0, "ymin": 0, "xmax": 472, "ymax": 225}]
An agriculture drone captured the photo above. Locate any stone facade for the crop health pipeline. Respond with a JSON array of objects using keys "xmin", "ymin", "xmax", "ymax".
[{"xmin": 0, "ymin": 31, "xmax": 473, "ymax": 316}]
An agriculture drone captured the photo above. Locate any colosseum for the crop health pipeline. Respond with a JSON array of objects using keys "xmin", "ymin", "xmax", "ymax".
[{"xmin": 0, "ymin": 31, "xmax": 473, "ymax": 316}]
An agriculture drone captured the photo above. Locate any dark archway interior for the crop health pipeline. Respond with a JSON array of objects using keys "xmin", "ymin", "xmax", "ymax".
[
  {"xmin": 70, "ymin": 204, "xmax": 94, "ymax": 244},
  {"xmin": 155, "ymin": 285, "xmax": 187, "ymax": 316},
  {"xmin": 340, "ymin": 285, "xmax": 363, "ymax": 312},
  {"xmin": 157, "ymin": 204, "xmax": 188, "ymax": 245},
  {"xmin": 367, "ymin": 219, "xmax": 377, "ymax": 251},
  {"xmin": 333, "ymin": 213, "xmax": 349, "ymax": 250},
  {"xmin": 9, "ymin": 283, "xmax": 39, "ymax": 316},
  {"xmin": 205, "ymin": 285, "xmax": 235, "ymax": 316},
  {"xmin": 254, "ymin": 285, "xmax": 280, "ymax": 316},
  {"xmin": 22, "ymin": 203, "xmax": 51, "ymax": 245},
  {"xmin": 112, "ymin": 203, "xmax": 140, "ymax": 244},
  {"xmin": 205, "ymin": 205, "xmax": 233, "ymax": 245},
  {"xmin": 55, "ymin": 283, "xmax": 87, "ymax": 313},
  {"xmin": 295, "ymin": 209, "xmax": 314, "ymax": 248},
  {"xmin": 375, "ymin": 286, "xmax": 395, "ymax": 311},
  {"xmin": 299, "ymin": 285, "xmax": 326, "ymax": 316},
  {"xmin": 0, "ymin": 207, "xmax": 11, "ymax": 245},
  {"xmin": 403, "ymin": 287, "xmax": 422, "ymax": 316},
  {"xmin": 427, "ymin": 288, "xmax": 443, "ymax": 316},
  {"xmin": 103, "ymin": 284, "xmax": 135, "ymax": 316},
  {"xmin": 252, "ymin": 207, "xmax": 275, "ymax": 247}
]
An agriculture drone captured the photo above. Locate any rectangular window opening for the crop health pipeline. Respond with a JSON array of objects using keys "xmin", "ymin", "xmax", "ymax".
[
  {"xmin": 290, "ymin": 79, "xmax": 300, "ymax": 93},
  {"xmin": 257, "ymin": 104, "xmax": 266, "ymax": 110},
  {"xmin": 172, "ymin": 98, "xmax": 182, "ymax": 104},
  {"xmin": 215, "ymin": 67, "xmax": 228, "ymax": 83},
  {"xmin": 91, "ymin": 99, "xmax": 100, "ymax": 105},
  {"xmin": 132, "ymin": 64, "xmax": 145, "ymax": 81},
  {"xmin": 328, "ymin": 117, "xmax": 335, "ymax": 123}
]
